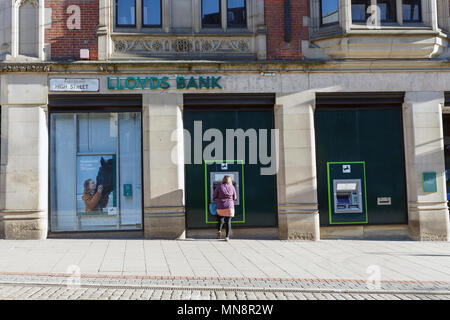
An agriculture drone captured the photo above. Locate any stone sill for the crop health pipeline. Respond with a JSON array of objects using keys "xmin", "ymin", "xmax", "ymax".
[
  {"xmin": 312, "ymin": 27, "xmax": 444, "ymax": 41},
  {"xmin": 347, "ymin": 28, "xmax": 443, "ymax": 36},
  {"xmin": 350, "ymin": 23, "xmax": 430, "ymax": 30},
  {"xmin": 110, "ymin": 31, "xmax": 256, "ymax": 38}
]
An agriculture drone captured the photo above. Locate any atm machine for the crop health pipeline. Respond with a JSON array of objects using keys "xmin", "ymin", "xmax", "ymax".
[
  {"xmin": 327, "ymin": 162, "xmax": 367, "ymax": 224},
  {"xmin": 333, "ymin": 179, "xmax": 363, "ymax": 213}
]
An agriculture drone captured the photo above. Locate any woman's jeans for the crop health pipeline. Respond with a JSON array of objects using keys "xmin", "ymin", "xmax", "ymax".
[{"xmin": 217, "ymin": 216, "xmax": 232, "ymax": 237}]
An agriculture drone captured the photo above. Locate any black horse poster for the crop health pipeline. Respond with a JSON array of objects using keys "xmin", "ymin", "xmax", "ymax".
[{"xmin": 77, "ymin": 155, "xmax": 117, "ymax": 215}]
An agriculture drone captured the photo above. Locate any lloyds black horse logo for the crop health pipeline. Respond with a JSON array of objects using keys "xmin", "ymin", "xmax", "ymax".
[{"xmin": 96, "ymin": 157, "xmax": 114, "ymax": 208}]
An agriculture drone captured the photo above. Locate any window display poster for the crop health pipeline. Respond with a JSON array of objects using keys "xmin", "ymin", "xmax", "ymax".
[{"xmin": 76, "ymin": 155, "xmax": 117, "ymax": 215}]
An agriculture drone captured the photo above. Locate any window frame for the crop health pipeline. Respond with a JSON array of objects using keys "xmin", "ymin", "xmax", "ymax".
[
  {"xmin": 141, "ymin": 0, "xmax": 162, "ymax": 28},
  {"xmin": 319, "ymin": 0, "xmax": 339, "ymax": 26},
  {"xmin": 351, "ymin": 0, "xmax": 370, "ymax": 23},
  {"xmin": 402, "ymin": 0, "xmax": 422, "ymax": 23},
  {"xmin": 48, "ymin": 95, "xmax": 144, "ymax": 234},
  {"xmin": 227, "ymin": 0, "xmax": 248, "ymax": 29},
  {"xmin": 201, "ymin": 0, "xmax": 222, "ymax": 29},
  {"xmin": 115, "ymin": 0, "xmax": 137, "ymax": 28},
  {"xmin": 377, "ymin": 0, "xmax": 397, "ymax": 23},
  {"xmin": 350, "ymin": 0, "xmax": 423, "ymax": 25}
]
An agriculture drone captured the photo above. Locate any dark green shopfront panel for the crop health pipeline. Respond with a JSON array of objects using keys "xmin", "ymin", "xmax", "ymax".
[
  {"xmin": 315, "ymin": 107, "xmax": 407, "ymax": 226},
  {"xmin": 184, "ymin": 109, "xmax": 277, "ymax": 229}
]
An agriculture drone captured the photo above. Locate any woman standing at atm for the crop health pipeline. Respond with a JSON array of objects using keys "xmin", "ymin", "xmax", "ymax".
[{"xmin": 213, "ymin": 175, "xmax": 237, "ymax": 241}]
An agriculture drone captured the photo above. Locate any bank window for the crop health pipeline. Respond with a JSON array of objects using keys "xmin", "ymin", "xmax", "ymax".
[
  {"xmin": 143, "ymin": 0, "xmax": 162, "ymax": 27},
  {"xmin": 351, "ymin": 0, "xmax": 370, "ymax": 22},
  {"xmin": 351, "ymin": 0, "xmax": 421, "ymax": 24},
  {"xmin": 227, "ymin": 0, "xmax": 247, "ymax": 28},
  {"xmin": 116, "ymin": 0, "xmax": 136, "ymax": 26},
  {"xmin": 202, "ymin": 0, "xmax": 221, "ymax": 28},
  {"xmin": 444, "ymin": 113, "xmax": 450, "ymax": 205},
  {"xmin": 115, "ymin": 0, "xmax": 162, "ymax": 29},
  {"xmin": 202, "ymin": 0, "xmax": 248, "ymax": 29},
  {"xmin": 377, "ymin": 0, "xmax": 396, "ymax": 22},
  {"xmin": 403, "ymin": 0, "xmax": 421, "ymax": 22},
  {"xmin": 50, "ymin": 112, "xmax": 143, "ymax": 232},
  {"xmin": 320, "ymin": 0, "xmax": 339, "ymax": 25}
]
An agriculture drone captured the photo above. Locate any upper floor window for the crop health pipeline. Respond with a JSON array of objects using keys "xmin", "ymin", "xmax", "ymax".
[
  {"xmin": 116, "ymin": 0, "xmax": 136, "ymax": 27},
  {"xmin": 352, "ymin": 0, "xmax": 397, "ymax": 23},
  {"xmin": 202, "ymin": 0, "xmax": 247, "ymax": 29},
  {"xmin": 202, "ymin": 0, "xmax": 221, "ymax": 28},
  {"xmin": 351, "ymin": 0, "xmax": 421, "ymax": 24},
  {"xmin": 351, "ymin": 0, "xmax": 369, "ymax": 22},
  {"xmin": 228, "ymin": 0, "xmax": 247, "ymax": 28},
  {"xmin": 377, "ymin": 0, "xmax": 397, "ymax": 22},
  {"xmin": 320, "ymin": 0, "xmax": 339, "ymax": 25},
  {"xmin": 402, "ymin": 0, "xmax": 421, "ymax": 22},
  {"xmin": 143, "ymin": 0, "xmax": 162, "ymax": 27},
  {"xmin": 116, "ymin": 0, "xmax": 162, "ymax": 28}
]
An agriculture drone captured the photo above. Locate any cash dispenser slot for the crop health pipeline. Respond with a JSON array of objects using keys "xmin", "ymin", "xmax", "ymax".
[{"xmin": 333, "ymin": 179, "xmax": 363, "ymax": 214}]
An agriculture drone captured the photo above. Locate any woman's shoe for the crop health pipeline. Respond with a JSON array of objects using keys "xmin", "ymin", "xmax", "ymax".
[
  {"xmin": 216, "ymin": 231, "xmax": 221, "ymax": 239},
  {"xmin": 225, "ymin": 237, "xmax": 230, "ymax": 242}
]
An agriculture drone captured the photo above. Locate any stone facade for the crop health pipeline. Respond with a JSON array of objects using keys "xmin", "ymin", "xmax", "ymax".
[{"xmin": 0, "ymin": 0, "xmax": 449, "ymax": 241}]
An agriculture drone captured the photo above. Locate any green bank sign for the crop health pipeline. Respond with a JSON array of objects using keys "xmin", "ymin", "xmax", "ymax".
[{"xmin": 107, "ymin": 76, "xmax": 222, "ymax": 90}]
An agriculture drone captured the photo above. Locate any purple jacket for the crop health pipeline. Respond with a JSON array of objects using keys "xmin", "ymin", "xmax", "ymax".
[{"xmin": 213, "ymin": 183, "xmax": 237, "ymax": 210}]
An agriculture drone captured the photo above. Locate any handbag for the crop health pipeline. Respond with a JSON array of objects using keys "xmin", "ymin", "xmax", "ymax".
[{"xmin": 209, "ymin": 203, "xmax": 217, "ymax": 215}]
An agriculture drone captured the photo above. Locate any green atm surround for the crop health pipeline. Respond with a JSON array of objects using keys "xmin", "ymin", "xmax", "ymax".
[{"xmin": 327, "ymin": 161, "xmax": 368, "ymax": 225}]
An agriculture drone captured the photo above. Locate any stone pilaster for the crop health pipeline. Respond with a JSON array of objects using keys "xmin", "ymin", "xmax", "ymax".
[
  {"xmin": 143, "ymin": 92, "xmax": 185, "ymax": 239},
  {"xmin": 403, "ymin": 91, "xmax": 450, "ymax": 241},
  {"xmin": 97, "ymin": 0, "xmax": 110, "ymax": 61},
  {"xmin": 0, "ymin": 73, "xmax": 48, "ymax": 240},
  {"xmin": 276, "ymin": 92, "xmax": 320, "ymax": 240},
  {"xmin": 0, "ymin": 105, "xmax": 48, "ymax": 239}
]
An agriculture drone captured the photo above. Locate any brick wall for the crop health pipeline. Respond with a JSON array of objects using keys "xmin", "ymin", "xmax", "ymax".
[
  {"xmin": 45, "ymin": 0, "xmax": 98, "ymax": 61},
  {"xmin": 265, "ymin": 0, "xmax": 309, "ymax": 60}
]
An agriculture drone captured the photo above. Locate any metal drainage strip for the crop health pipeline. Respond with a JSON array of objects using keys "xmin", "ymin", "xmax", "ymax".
[{"xmin": 0, "ymin": 281, "xmax": 448, "ymax": 296}]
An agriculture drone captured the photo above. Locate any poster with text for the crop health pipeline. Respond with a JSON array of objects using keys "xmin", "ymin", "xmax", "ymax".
[{"xmin": 76, "ymin": 155, "xmax": 117, "ymax": 215}]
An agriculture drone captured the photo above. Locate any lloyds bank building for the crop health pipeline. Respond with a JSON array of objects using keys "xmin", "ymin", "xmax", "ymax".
[{"xmin": 0, "ymin": 0, "xmax": 449, "ymax": 241}]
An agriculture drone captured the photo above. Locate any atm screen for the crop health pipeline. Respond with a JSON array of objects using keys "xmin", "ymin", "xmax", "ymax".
[
  {"xmin": 333, "ymin": 178, "xmax": 363, "ymax": 214},
  {"xmin": 336, "ymin": 194, "xmax": 351, "ymax": 204}
]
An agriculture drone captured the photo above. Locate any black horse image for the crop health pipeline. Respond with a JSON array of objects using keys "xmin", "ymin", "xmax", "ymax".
[{"xmin": 95, "ymin": 157, "xmax": 114, "ymax": 208}]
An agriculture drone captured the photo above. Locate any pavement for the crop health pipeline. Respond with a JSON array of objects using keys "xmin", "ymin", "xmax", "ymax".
[{"xmin": 0, "ymin": 238, "xmax": 449, "ymax": 300}]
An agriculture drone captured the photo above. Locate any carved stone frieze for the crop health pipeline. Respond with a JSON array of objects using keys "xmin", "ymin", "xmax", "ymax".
[
  {"xmin": 112, "ymin": 36, "xmax": 252, "ymax": 56},
  {"xmin": 0, "ymin": 64, "xmax": 51, "ymax": 73}
]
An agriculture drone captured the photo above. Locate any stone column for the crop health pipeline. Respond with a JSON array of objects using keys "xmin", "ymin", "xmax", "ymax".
[
  {"xmin": 0, "ymin": 1, "xmax": 12, "ymax": 59},
  {"xmin": 143, "ymin": 92, "xmax": 185, "ymax": 239},
  {"xmin": 403, "ymin": 91, "xmax": 450, "ymax": 241},
  {"xmin": 341, "ymin": 0, "xmax": 352, "ymax": 33},
  {"xmin": 0, "ymin": 74, "xmax": 48, "ymax": 239},
  {"xmin": 276, "ymin": 92, "xmax": 320, "ymax": 240},
  {"xmin": 97, "ymin": 0, "xmax": 110, "ymax": 60},
  {"xmin": 254, "ymin": 0, "xmax": 266, "ymax": 60}
]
